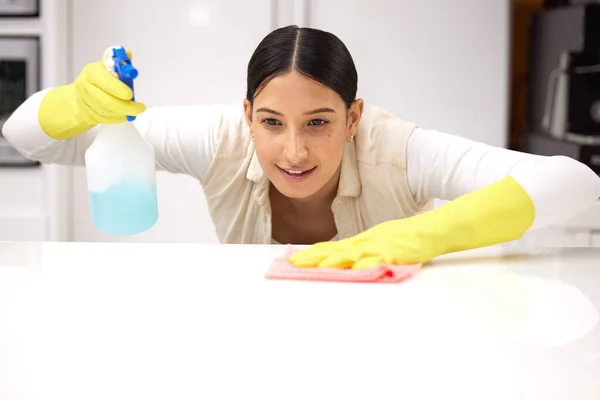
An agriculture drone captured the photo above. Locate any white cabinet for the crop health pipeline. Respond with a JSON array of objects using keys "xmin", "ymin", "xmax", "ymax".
[
  {"xmin": 592, "ymin": 232, "xmax": 600, "ymax": 247},
  {"xmin": 69, "ymin": 0, "xmax": 275, "ymax": 243},
  {"xmin": 0, "ymin": 169, "xmax": 46, "ymax": 241},
  {"xmin": 305, "ymin": 0, "xmax": 511, "ymax": 148}
]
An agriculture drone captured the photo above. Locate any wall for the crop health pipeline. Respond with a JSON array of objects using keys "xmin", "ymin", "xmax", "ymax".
[
  {"xmin": 68, "ymin": 0, "xmax": 273, "ymax": 243},
  {"xmin": 65, "ymin": 0, "xmax": 512, "ymax": 243},
  {"xmin": 309, "ymin": 0, "xmax": 511, "ymax": 147}
]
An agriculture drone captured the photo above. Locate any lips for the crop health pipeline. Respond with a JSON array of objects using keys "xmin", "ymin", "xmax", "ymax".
[
  {"xmin": 278, "ymin": 166, "xmax": 317, "ymax": 182},
  {"xmin": 282, "ymin": 168, "xmax": 310, "ymax": 174}
]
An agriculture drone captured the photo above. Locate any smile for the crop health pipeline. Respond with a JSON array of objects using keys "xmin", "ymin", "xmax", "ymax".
[{"xmin": 278, "ymin": 166, "xmax": 317, "ymax": 182}]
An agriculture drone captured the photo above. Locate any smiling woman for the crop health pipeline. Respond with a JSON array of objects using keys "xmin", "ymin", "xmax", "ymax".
[
  {"xmin": 2, "ymin": 25, "xmax": 600, "ymax": 269},
  {"xmin": 243, "ymin": 26, "xmax": 361, "ymax": 206},
  {"xmin": 242, "ymin": 26, "xmax": 363, "ymax": 214},
  {"xmin": 247, "ymin": 70, "xmax": 360, "ymax": 201}
]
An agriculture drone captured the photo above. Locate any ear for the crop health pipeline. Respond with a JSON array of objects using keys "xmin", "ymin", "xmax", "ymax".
[
  {"xmin": 347, "ymin": 99, "xmax": 364, "ymax": 139},
  {"xmin": 243, "ymin": 98, "xmax": 254, "ymax": 134}
]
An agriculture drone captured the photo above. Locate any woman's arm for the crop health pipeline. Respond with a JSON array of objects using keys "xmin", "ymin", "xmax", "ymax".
[
  {"xmin": 289, "ymin": 127, "xmax": 600, "ymax": 269},
  {"xmin": 407, "ymin": 128, "xmax": 600, "ymax": 230},
  {"xmin": 2, "ymin": 89, "xmax": 241, "ymax": 183}
]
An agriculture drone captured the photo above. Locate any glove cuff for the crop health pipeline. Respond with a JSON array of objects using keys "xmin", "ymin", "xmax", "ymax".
[{"xmin": 411, "ymin": 176, "xmax": 536, "ymax": 258}]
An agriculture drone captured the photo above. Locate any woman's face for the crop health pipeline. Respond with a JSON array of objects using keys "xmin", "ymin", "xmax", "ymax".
[{"xmin": 244, "ymin": 70, "xmax": 363, "ymax": 200}]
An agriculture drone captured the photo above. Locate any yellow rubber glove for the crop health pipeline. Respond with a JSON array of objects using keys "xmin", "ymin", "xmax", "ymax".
[
  {"xmin": 289, "ymin": 176, "xmax": 536, "ymax": 270},
  {"xmin": 38, "ymin": 49, "xmax": 146, "ymax": 140}
]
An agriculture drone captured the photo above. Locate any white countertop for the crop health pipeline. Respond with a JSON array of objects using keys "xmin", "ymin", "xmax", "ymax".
[{"xmin": 0, "ymin": 242, "xmax": 599, "ymax": 400}]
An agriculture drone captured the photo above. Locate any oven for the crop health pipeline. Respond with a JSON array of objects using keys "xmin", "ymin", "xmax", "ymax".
[{"xmin": 0, "ymin": 35, "xmax": 40, "ymax": 166}]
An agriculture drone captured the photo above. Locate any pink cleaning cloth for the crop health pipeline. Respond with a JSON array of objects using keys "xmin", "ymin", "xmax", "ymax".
[{"xmin": 265, "ymin": 247, "xmax": 422, "ymax": 283}]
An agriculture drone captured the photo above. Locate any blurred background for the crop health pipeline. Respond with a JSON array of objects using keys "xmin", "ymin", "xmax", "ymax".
[{"xmin": 0, "ymin": 0, "xmax": 599, "ymax": 246}]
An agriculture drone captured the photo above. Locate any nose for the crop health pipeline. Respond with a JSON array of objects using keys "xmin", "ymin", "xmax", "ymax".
[{"xmin": 283, "ymin": 130, "xmax": 308, "ymax": 163}]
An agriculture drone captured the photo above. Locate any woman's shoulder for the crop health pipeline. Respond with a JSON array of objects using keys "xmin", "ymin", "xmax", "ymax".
[
  {"xmin": 359, "ymin": 105, "xmax": 418, "ymax": 133},
  {"xmin": 209, "ymin": 99, "xmax": 253, "ymax": 154},
  {"xmin": 355, "ymin": 106, "xmax": 418, "ymax": 165},
  {"xmin": 215, "ymin": 99, "xmax": 249, "ymax": 133}
]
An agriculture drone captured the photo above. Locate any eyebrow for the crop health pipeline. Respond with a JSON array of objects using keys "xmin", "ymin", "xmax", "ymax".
[
  {"xmin": 304, "ymin": 108, "xmax": 336, "ymax": 115},
  {"xmin": 255, "ymin": 107, "xmax": 336, "ymax": 116},
  {"xmin": 256, "ymin": 107, "xmax": 283, "ymax": 116}
]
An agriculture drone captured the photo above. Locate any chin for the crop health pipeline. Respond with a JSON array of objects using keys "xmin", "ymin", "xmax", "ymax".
[
  {"xmin": 276, "ymin": 185, "xmax": 318, "ymax": 199},
  {"xmin": 271, "ymin": 179, "xmax": 319, "ymax": 199}
]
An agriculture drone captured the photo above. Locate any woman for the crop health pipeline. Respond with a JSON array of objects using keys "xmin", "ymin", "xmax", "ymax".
[{"xmin": 3, "ymin": 25, "xmax": 600, "ymax": 270}]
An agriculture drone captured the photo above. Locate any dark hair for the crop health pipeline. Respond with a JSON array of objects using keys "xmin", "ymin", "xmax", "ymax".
[{"xmin": 246, "ymin": 25, "xmax": 358, "ymax": 109}]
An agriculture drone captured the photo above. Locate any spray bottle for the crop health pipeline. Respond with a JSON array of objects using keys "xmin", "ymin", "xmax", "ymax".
[{"xmin": 84, "ymin": 46, "xmax": 159, "ymax": 236}]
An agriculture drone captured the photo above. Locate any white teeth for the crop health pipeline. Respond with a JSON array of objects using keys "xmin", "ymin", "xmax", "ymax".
[{"xmin": 285, "ymin": 170, "xmax": 303, "ymax": 174}]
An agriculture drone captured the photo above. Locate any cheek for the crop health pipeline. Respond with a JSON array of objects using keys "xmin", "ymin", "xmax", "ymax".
[
  {"xmin": 311, "ymin": 128, "xmax": 346, "ymax": 159},
  {"xmin": 311, "ymin": 124, "xmax": 342, "ymax": 144},
  {"xmin": 254, "ymin": 138, "xmax": 275, "ymax": 159},
  {"xmin": 253, "ymin": 133, "xmax": 284, "ymax": 166}
]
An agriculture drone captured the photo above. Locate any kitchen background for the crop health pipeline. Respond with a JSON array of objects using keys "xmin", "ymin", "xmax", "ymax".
[{"xmin": 0, "ymin": 0, "xmax": 599, "ymax": 246}]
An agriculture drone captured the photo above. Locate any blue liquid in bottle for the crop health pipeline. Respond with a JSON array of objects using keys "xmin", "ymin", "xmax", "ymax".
[{"xmin": 89, "ymin": 183, "xmax": 158, "ymax": 236}]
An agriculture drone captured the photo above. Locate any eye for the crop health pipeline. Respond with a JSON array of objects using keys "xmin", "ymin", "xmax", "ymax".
[
  {"xmin": 261, "ymin": 118, "xmax": 281, "ymax": 127},
  {"xmin": 308, "ymin": 119, "xmax": 328, "ymax": 127}
]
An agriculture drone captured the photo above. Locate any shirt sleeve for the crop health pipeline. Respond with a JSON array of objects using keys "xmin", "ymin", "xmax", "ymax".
[
  {"xmin": 1, "ymin": 88, "xmax": 234, "ymax": 182},
  {"xmin": 406, "ymin": 128, "xmax": 600, "ymax": 230}
]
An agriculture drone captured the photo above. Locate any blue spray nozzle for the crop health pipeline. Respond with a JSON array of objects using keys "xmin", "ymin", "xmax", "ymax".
[{"xmin": 111, "ymin": 47, "xmax": 138, "ymax": 122}]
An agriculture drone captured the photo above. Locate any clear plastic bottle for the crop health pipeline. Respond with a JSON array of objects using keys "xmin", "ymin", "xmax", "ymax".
[{"xmin": 84, "ymin": 46, "xmax": 158, "ymax": 235}]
